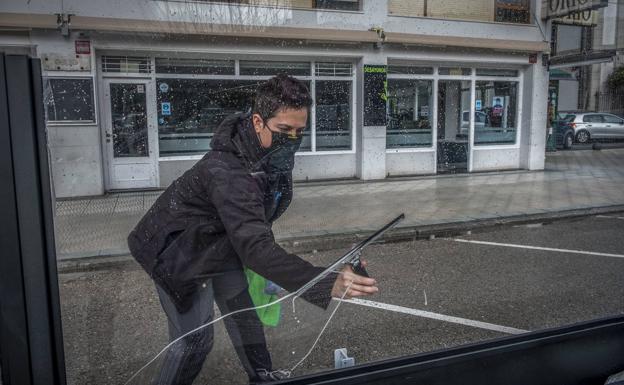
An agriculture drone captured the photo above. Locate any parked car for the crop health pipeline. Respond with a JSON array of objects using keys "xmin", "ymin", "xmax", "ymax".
[
  {"xmin": 558, "ymin": 112, "xmax": 624, "ymax": 144},
  {"xmin": 553, "ymin": 119, "xmax": 575, "ymax": 150}
]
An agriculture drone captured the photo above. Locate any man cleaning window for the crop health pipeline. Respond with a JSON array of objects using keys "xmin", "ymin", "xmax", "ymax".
[{"xmin": 128, "ymin": 74, "xmax": 379, "ymax": 385}]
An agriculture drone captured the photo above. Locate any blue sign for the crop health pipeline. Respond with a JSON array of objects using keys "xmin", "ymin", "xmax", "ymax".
[
  {"xmin": 475, "ymin": 99, "xmax": 482, "ymax": 111},
  {"xmin": 161, "ymin": 102, "xmax": 171, "ymax": 116}
]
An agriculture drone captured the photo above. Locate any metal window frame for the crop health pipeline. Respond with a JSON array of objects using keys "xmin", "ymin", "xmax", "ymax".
[{"xmin": 0, "ymin": 54, "xmax": 66, "ymax": 385}]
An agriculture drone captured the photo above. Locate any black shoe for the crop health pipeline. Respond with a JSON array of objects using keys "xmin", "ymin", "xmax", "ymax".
[{"xmin": 250, "ymin": 369, "xmax": 291, "ymax": 384}]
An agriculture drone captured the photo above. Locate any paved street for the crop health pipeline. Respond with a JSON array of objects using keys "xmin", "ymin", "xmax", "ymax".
[
  {"xmin": 58, "ymin": 213, "xmax": 624, "ymax": 385},
  {"xmin": 54, "ymin": 148, "xmax": 624, "ymax": 259}
]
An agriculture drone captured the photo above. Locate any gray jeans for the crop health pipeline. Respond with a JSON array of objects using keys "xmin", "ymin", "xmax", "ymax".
[{"xmin": 154, "ymin": 258, "xmax": 271, "ymax": 385}]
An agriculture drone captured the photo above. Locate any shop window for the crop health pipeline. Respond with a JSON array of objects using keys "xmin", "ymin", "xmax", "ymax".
[
  {"xmin": 387, "ymin": 79, "xmax": 433, "ymax": 148},
  {"xmin": 102, "ymin": 56, "xmax": 151, "ymax": 73},
  {"xmin": 315, "ymin": 80, "xmax": 352, "ymax": 150},
  {"xmin": 495, "ymin": 0, "xmax": 530, "ymax": 24},
  {"xmin": 438, "ymin": 67, "xmax": 471, "ymax": 76},
  {"xmin": 239, "ymin": 61, "xmax": 311, "ymax": 76},
  {"xmin": 314, "ymin": 0, "xmax": 360, "ymax": 11},
  {"xmin": 476, "ymin": 68, "xmax": 519, "ymax": 77},
  {"xmin": 474, "ymin": 81, "xmax": 518, "ymax": 145},
  {"xmin": 43, "ymin": 78, "xmax": 95, "ymax": 123},
  {"xmin": 387, "ymin": 66, "xmax": 434, "ymax": 75},
  {"xmin": 156, "ymin": 78, "xmax": 312, "ymax": 156},
  {"xmin": 155, "ymin": 58, "xmax": 235, "ymax": 75}
]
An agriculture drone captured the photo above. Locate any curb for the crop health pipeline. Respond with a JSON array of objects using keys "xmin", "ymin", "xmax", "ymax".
[{"xmin": 57, "ymin": 204, "xmax": 624, "ymax": 273}]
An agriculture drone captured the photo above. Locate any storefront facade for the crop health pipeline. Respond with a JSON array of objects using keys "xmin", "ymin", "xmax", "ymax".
[{"xmin": 0, "ymin": 0, "xmax": 550, "ymax": 197}]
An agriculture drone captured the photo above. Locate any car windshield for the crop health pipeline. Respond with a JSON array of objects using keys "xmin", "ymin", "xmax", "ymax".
[{"xmin": 562, "ymin": 114, "xmax": 576, "ymax": 122}]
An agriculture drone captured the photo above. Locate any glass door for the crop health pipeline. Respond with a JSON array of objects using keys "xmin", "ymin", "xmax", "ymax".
[
  {"xmin": 436, "ymin": 80, "xmax": 471, "ymax": 173},
  {"xmin": 102, "ymin": 79, "xmax": 159, "ymax": 190}
]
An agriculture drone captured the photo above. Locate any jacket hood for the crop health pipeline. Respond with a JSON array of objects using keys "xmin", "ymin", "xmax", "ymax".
[{"xmin": 210, "ymin": 112, "xmax": 268, "ymax": 170}]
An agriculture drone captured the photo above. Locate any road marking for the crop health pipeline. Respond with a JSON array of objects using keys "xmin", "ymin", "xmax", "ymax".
[
  {"xmin": 453, "ymin": 239, "xmax": 624, "ymax": 259},
  {"xmin": 596, "ymin": 215, "xmax": 624, "ymax": 220},
  {"xmin": 337, "ymin": 298, "xmax": 527, "ymax": 335}
]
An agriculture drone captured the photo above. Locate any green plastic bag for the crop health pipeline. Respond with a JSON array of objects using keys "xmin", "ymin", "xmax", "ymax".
[{"xmin": 244, "ymin": 268, "xmax": 281, "ymax": 327}]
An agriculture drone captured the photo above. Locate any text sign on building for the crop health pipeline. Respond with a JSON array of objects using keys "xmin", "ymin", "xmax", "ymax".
[
  {"xmin": 363, "ymin": 65, "xmax": 387, "ymax": 127},
  {"xmin": 543, "ymin": 0, "xmax": 608, "ymax": 20},
  {"xmin": 553, "ymin": 9, "xmax": 598, "ymax": 26}
]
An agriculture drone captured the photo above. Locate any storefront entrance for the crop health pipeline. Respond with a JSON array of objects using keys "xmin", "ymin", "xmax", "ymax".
[
  {"xmin": 102, "ymin": 78, "xmax": 159, "ymax": 190},
  {"xmin": 437, "ymin": 79, "xmax": 471, "ymax": 173}
]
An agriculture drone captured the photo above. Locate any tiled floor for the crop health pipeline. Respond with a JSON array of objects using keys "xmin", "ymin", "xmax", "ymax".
[{"xmin": 54, "ymin": 149, "xmax": 624, "ymax": 259}]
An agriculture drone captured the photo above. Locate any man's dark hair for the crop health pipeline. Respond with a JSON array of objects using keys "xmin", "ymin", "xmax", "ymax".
[{"xmin": 253, "ymin": 74, "xmax": 313, "ymax": 120}]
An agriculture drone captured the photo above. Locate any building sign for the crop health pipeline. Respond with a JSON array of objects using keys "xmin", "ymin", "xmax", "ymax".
[
  {"xmin": 543, "ymin": 0, "xmax": 608, "ymax": 20},
  {"xmin": 161, "ymin": 102, "xmax": 171, "ymax": 116},
  {"xmin": 363, "ymin": 65, "xmax": 387, "ymax": 126},
  {"xmin": 554, "ymin": 9, "xmax": 598, "ymax": 26}
]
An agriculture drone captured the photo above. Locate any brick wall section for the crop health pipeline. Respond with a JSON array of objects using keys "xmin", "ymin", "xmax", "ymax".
[{"xmin": 389, "ymin": 0, "xmax": 495, "ymax": 22}]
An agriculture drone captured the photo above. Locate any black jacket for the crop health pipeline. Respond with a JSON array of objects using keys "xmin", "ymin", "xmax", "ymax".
[{"xmin": 128, "ymin": 113, "xmax": 335, "ymax": 313}]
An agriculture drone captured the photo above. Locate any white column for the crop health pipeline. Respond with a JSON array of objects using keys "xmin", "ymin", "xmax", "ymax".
[{"xmin": 356, "ymin": 55, "xmax": 388, "ymax": 180}]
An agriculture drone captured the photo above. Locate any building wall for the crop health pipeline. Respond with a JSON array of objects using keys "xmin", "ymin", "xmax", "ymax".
[
  {"xmin": 428, "ymin": 0, "xmax": 494, "ymax": 22},
  {"xmin": 558, "ymin": 80, "xmax": 580, "ymax": 111},
  {"xmin": 388, "ymin": 0, "xmax": 425, "ymax": 17}
]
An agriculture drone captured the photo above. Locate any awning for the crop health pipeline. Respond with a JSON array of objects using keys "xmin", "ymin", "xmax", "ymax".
[{"xmin": 549, "ymin": 50, "xmax": 616, "ymax": 69}]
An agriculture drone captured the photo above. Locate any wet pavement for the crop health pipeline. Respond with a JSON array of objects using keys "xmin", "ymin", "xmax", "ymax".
[{"xmin": 55, "ymin": 148, "xmax": 624, "ymax": 259}]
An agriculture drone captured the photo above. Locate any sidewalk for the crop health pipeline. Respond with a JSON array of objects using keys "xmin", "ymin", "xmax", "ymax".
[{"xmin": 54, "ymin": 148, "xmax": 624, "ymax": 260}]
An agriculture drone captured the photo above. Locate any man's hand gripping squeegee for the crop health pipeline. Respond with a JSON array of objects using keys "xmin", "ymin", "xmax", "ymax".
[{"xmin": 296, "ymin": 213, "xmax": 405, "ymax": 295}]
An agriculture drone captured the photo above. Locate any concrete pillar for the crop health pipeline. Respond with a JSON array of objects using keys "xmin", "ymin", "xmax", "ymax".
[
  {"xmin": 356, "ymin": 54, "xmax": 388, "ymax": 180},
  {"xmin": 520, "ymin": 54, "xmax": 549, "ymax": 171}
]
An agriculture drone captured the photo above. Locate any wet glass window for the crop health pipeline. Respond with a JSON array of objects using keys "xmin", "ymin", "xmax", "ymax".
[
  {"xmin": 315, "ymin": 80, "xmax": 352, "ymax": 151},
  {"xmin": 476, "ymin": 68, "xmax": 519, "ymax": 77},
  {"xmin": 155, "ymin": 58, "xmax": 235, "ymax": 75},
  {"xmin": 474, "ymin": 81, "xmax": 518, "ymax": 145},
  {"xmin": 387, "ymin": 66, "xmax": 434, "ymax": 75},
  {"xmin": 102, "ymin": 56, "xmax": 151, "ymax": 73},
  {"xmin": 110, "ymin": 83, "xmax": 149, "ymax": 157},
  {"xmin": 43, "ymin": 78, "xmax": 95, "ymax": 122},
  {"xmin": 314, "ymin": 0, "xmax": 360, "ymax": 11},
  {"xmin": 438, "ymin": 67, "xmax": 471, "ymax": 76},
  {"xmin": 387, "ymin": 79, "xmax": 433, "ymax": 148},
  {"xmin": 157, "ymin": 78, "xmax": 313, "ymax": 155},
  {"xmin": 239, "ymin": 61, "xmax": 311, "ymax": 76},
  {"xmin": 156, "ymin": 79, "xmax": 260, "ymax": 156},
  {"xmin": 495, "ymin": 0, "xmax": 530, "ymax": 24}
]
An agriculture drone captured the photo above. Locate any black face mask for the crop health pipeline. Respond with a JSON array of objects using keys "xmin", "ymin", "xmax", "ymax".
[{"xmin": 266, "ymin": 129, "xmax": 302, "ymax": 174}]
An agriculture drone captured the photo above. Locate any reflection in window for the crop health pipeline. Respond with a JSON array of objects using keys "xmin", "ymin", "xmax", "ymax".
[
  {"xmin": 314, "ymin": 0, "xmax": 360, "ymax": 11},
  {"xmin": 474, "ymin": 81, "xmax": 518, "ymax": 145},
  {"xmin": 157, "ymin": 79, "xmax": 312, "ymax": 156},
  {"xmin": 110, "ymin": 83, "xmax": 149, "ymax": 157},
  {"xmin": 239, "ymin": 61, "xmax": 311, "ymax": 76},
  {"xmin": 43, "ymin": 78, "xmax": 95, "ymax": 122},
  {"xmin": 439, "ymin": 67, "xmax": 471, "ymax": 76},
  {"xmin": 495, "ymin": 0, "xmax": 530, "ymax": 24},
  {"xmin": 315, "ymin": 80, "xmax": 352, "ymax": 151},
  {"xmin": 387, "ymin": 79, "xmax": 433, "ymax": 148},
  {"xmin": 155, "ymin": 58, "xmax": 235, "ymax": 75}
]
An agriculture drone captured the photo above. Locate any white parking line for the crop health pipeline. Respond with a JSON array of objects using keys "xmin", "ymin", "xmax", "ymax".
[
  {"xmin": 596, "ymin": 215, "xmax": 624, "ymax": 220},
  {"xmin": 453, "ymin": 239, "xmax": 624, "ymax": 259},
  {"xmin": 337, "ymin": 298, "xmax": 528, "ymax": 335}
]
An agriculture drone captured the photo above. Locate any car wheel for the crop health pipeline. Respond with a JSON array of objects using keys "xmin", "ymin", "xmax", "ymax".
[
  {"xmin": 576, "ymin": 130, "xmax": 590, "ymax": 144},
  {"xmin": 564, "ymin": 133, "xmax": 573, "ymax": 149}
]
